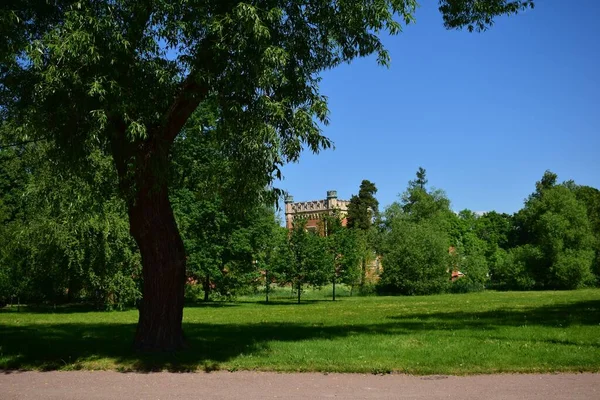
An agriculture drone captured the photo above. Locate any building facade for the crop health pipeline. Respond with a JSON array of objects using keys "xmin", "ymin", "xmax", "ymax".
[
  {"xmin": 284, "ymin": 190, "xmax": 350, "ymax": 232},
  {"xmin": 285, "ymin": 190, "xmax": 383, "ymax": 282}
]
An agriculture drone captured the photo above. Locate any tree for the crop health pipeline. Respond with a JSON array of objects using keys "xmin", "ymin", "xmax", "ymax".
[
  {"xmin": 347, "ymin": 180, "xmax": 379, "ymax": 230},
  {"xmin": 379, "ymin": 168, "xmax": 459, "ymax": 295},
  {"xmin": 322, "ymin": 214, "xmax": 361, "ymax": 300},
  {"xmin": 0, "ymin": 142, "xmax": 141, "ymax": 309},
  {"xmin": 415, "ymin": 166, "xmax": 428, "ymax": 190},
  {"xmin": 450, "ymin": 210, "xmax": 490, "ymax": 293},
  {"xmin": 170, "ymin": 107, "xmax": 278, "ymax": 301},
  {"xmin": 474, "ymin": 211, "xmax": 512, "ymax": 254},
  {"xmin": 503, "ymin": 173, "xmax": 595, "ymax": 290},
  {"xmin": 379, "ymin": 217, "xmax": 450, "ymax": 295},
  {"xmin": 569, "ymin": 185, "xmax": 600, "ymax": 285},
  {"xmin": 535, "ymin": 170, "xmax": 558, "ymax": 197},
  {"xmin": 2, "ymin": 0, "xmax": 534, "ymax": 350},
  {"xmin": 346, "ymin": 180, "xmax": 381, "ymax": 289},
  {"xmin": 401, "ymin": 168, "xmax": 454, "ymax": 225},
  {"xmin": 274, "ymin": 219, "xmax": 329, "ymax": 304}
]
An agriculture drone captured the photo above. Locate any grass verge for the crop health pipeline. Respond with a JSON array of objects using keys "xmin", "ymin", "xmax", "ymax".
[{"xmin": 1, "ymin": 289, "xmax": 599, "ymax": 374}]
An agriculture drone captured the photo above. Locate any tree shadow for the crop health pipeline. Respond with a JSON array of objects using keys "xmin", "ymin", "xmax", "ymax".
[
  {"xmin": 183, "ymin": 302, "xmax": 241, "ymax": 308},
  {"xmin": 0, "ymin": 321, "xmax": 371, "ymax": 372},
  {"xmin": 237, "ymin": 299, "xmax": 334, "ymax": 306},
  {"xmin": 0, "ymin": 304, "xmax": 136, "ymax": 314},
  {"xmin": 1, "ymin": 299, "xmax": 598, "ymax": 372},
  {"xmin": 386, "ymin": 299, "xmax": 600, "ymax": 329}
]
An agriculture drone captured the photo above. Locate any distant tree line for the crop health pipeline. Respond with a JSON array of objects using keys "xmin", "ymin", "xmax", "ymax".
[
  {"xmin": 377, "ymin": 168, "xmax": 600, "ymax": 295},
  {"xmin": 1, "ymin": 133, "xmax": 599, "ymax": 307}
]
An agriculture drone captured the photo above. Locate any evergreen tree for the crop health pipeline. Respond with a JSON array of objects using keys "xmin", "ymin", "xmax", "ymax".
[{"xmin": 346, "ymin": 180, "xmax": 379, "ymax": 230}]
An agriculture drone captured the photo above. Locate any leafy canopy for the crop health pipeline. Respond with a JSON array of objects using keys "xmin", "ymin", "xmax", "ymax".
[
  {"xmin": 2, "ymin": 0, "xmax": 535, "ymax": 192},
  {"xmin": 347, "ymin": 180, "xmax": 379, "ymax": 231}
]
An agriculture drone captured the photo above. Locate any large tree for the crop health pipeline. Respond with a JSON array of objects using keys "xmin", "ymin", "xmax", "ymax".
[
  {"xmin": 568, "ymin": 184, "xmax": 600, "ymax": 285},
  {"xmin": 347, "ymin": 180, "xmax": 379, "ymax": 230},
  {"xmin": 507, "ymin": 172, "xmax": 595, "ymax": 289},
  {"xmin": 1, "ymin": 0, "xmax": 534, "ymax": 350}
]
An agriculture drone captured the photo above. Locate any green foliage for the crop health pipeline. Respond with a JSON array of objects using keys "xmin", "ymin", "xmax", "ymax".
[
  {"xmin": 474, "ymin": 211, "xmax": 512, "ymax": 256},
  {"xmin": 0, "ymin": 143, "xmax": 141, "ymax": 309},
  {"xmin": 399, "ymin": 169, "xmax": 454, "ymax": 228},
  {"xmin": 379, "ymin": 218, "xmax": 450, "ymax": 295},
  {"xmin": 439, "ymin": 0, "xmax": 535, "ymax": 33},
  {"xmin": 346, "ymin": 180, "xmax": 382, "ymax": 289},
  {"xmin": 323, "ymin": 213, "xmax": 361, "ymax": 293},
  {"xmin": 379, "ymin": 168, "xmax": 455, "ymax": 295},
  {"xmin": 170, "ymin": 106, "xmax": 280, "ymax": 300},
  {"xmin": 497, "ymin": 173, "xmax": 595, "ymax": 290},
  {"xmin": 0, "ymin": 1, "xmax": 540, "ymax": 318},
  {"xmin": 570, "ymin": 185, "xmax": 600, "ymax": 285},
  {"xmin": 273, "ymin": 219, "xmax": 330, "ymax": 302},
  {"xmin": 446, "ymin": 210, "xmax": 491, "ymax": 293},
  {"xmin": 491, "ymin": 247, "xmax": 537, "ymax": 290},
  {"xmin": 346, "ymin": 180, "xmax": 379, "ymax": 230}
]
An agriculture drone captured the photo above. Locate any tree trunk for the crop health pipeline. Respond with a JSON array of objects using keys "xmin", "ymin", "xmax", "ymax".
[
  {"xmin": 117, "ymin": 139, "xmax": 187, "ymax": 352},
  {"xmin": 297, "ymin": 282, "xmax": 301, "ymax": 304},
  {"xmin": 204, "ymin": 274, "xmax": 210, "ymax": 302},
  {"xmin": 360, "ymin": 257, "xmax": 366, "ymax": 290},
  {"xmin": 265, "ymin": 270, "xmax": 269, "ymax": 303},
  {"xmin": 332, "ymin": 274, "xmax": 336, "ymax": 301},
  {"xmin": 129, "ymin": 179, "xmax": 187, "ymax": 351}
]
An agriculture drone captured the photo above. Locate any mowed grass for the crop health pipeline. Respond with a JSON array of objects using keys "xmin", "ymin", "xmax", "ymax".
[{"xmin": 1, "ymin": 289, "xmax": 599, "ymax": 374}]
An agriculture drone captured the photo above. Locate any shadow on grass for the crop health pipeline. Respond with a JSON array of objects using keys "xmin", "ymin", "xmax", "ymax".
[
  {"xmin": 0, "ymin": 303, "xmax": 135, "ymax": 314},
  {"xmin": 386, "ymin": 299, "xmax": 600, "ymax": 329},
  {"xmin": 184, "ymin": 302, "xmax": 241, "ymax": 308},
  {"xmin": 237, "ymin": 299, "xmax": 334, "ymax": 306},
  {"xmin": 1, "ymin": 299, "xmax": 598, "ymax": 372}
]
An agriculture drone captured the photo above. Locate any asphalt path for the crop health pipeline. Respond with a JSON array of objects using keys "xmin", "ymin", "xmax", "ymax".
[{"xmin": 1, "ymin": 371, "xmax": 599, "ymax": 399}]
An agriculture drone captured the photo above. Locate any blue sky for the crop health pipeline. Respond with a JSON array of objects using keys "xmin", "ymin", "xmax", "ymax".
[{"xmin": 277, "ymin": 0, "xmax": 600, "ymax": 216}]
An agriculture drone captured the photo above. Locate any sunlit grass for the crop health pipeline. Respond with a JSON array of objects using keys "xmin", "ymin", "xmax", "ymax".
[{"xmin": 1, "ymin": 288, "xmax": 599, "ymax": 374}]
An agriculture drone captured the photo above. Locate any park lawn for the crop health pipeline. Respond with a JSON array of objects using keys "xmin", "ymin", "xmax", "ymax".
[{"xmin": 1, "ymin": 289, "xmax": 599, "ymax": 374}]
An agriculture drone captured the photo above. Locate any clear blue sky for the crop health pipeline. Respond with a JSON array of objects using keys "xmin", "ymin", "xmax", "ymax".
[{"xmin": 277, "ymin": 0, "xmax": 600, "ymax": 216}]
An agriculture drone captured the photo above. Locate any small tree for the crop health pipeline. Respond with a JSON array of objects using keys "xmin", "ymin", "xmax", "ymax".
[
  {"xmin": 275, "ymin": 219, "xmax": 329, "ymax": 303},
  {"xmin": 322, "ymin": 214, "xmax": 361, "ymax": 300},
  {"xmin": 346, "ymin": 180, "xmax": 381, "ymax": 289}
]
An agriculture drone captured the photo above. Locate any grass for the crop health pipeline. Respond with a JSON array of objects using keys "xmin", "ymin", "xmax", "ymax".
[{"xmin": 1, "ymin": 288, "xmax": 599, "ymax": 374}]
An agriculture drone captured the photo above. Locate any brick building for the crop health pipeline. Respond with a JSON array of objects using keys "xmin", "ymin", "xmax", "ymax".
[{"xmin": 284, "ymin": 190, "xmax": 349, "ymax": 232}]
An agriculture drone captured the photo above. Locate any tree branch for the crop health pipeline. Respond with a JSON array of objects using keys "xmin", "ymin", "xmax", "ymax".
[
  {"xmin": 162, "ymin": 73, "xmax": 209, "ymax": 143},
  {"xmin": 0, "ymin": 137, "xmax": 47, "ymax": 150}
]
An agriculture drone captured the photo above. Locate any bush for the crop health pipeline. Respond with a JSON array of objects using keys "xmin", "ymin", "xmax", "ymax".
[
  {"xmin": 184, "ymin": 283, "xmax": 205, "ymax": 303},
  {"xmin": 551, "ymin": 249, "xmax": 595, "ymax": 289},
  {"xmin": 378, "ymin": 220, "xmax": 450, "ymax": 295},
  {"xmin": 450, "ymin": 276, "xmax": 485, "ymax": 293},
  {"xmin": 489, "ymin": 246, "xmax": 538, "ymax": 290}
]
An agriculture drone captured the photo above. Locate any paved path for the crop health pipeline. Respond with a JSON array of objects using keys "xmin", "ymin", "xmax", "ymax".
[{"xmin": 1, "ymin": 371, "xmax": 599, "ymax": 399}]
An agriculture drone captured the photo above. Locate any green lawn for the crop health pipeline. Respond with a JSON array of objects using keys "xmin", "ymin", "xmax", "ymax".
[{"xmin": 1, "ymin": 289, "xmax": 599, "ymax": 374}]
